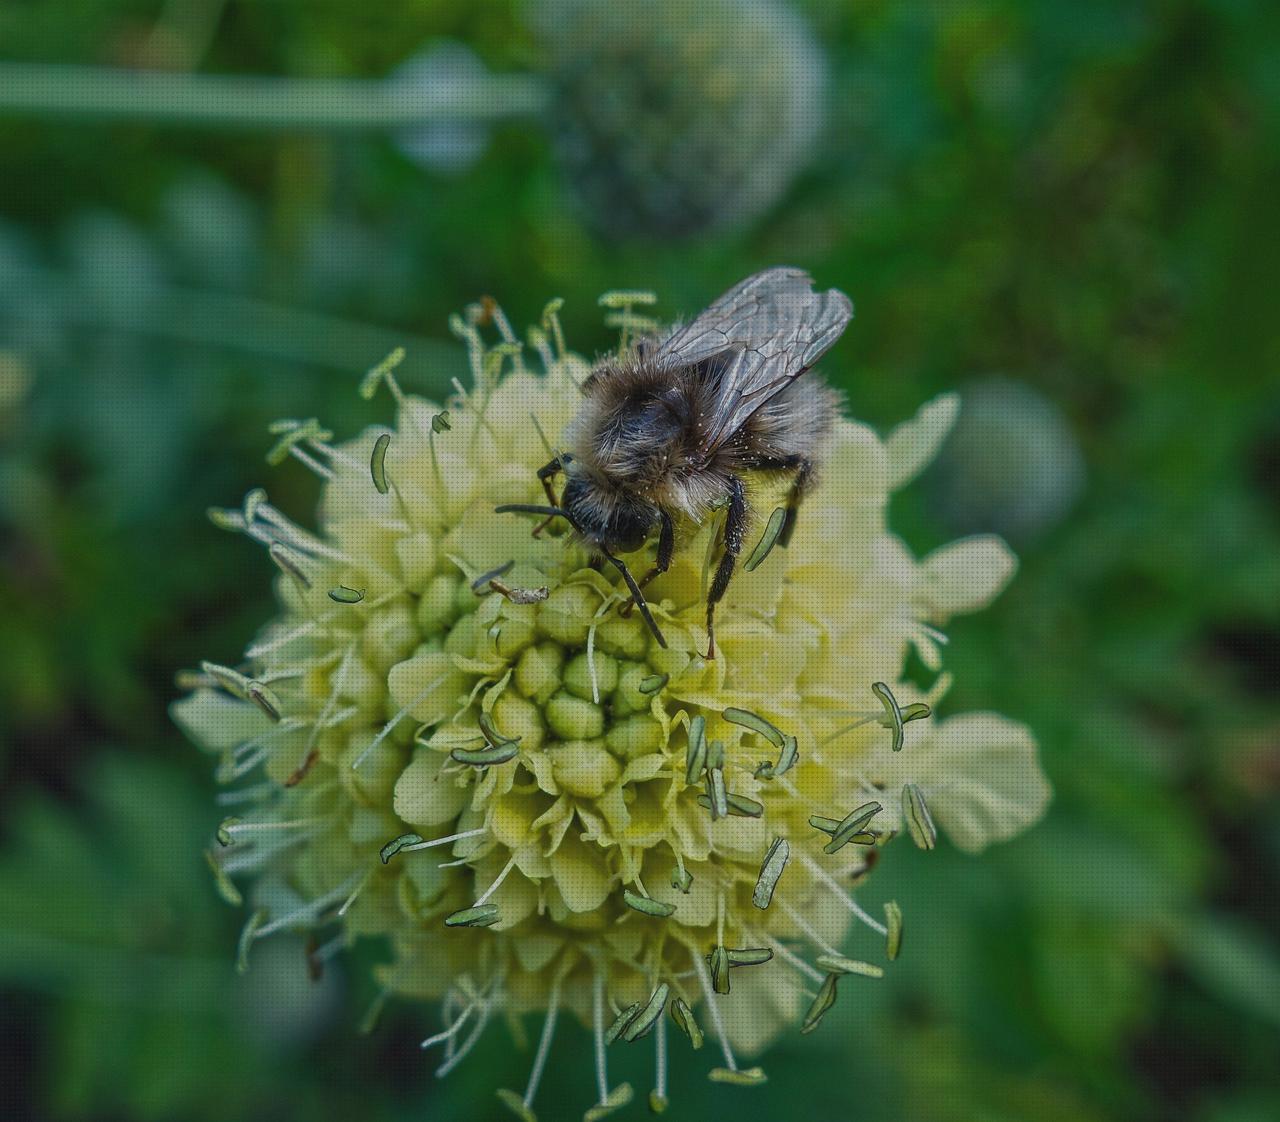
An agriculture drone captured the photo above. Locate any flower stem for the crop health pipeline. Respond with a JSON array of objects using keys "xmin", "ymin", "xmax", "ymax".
[{"xmin": 0, "ymin": 62, "xmax": 548, "ymax": 130}]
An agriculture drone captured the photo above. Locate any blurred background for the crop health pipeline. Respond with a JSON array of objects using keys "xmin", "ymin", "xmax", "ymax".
[{"xmin": 1, "ymin": 1, "xmax": 1278, "ymax": 1120}]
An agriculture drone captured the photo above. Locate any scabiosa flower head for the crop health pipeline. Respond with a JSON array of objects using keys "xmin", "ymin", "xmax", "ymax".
[{"xmin": 174, "ymin": 293, "xmax": 1051, "ymax": 1118}]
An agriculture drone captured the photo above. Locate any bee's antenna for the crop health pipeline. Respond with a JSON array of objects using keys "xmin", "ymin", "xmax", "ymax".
[
  {"xmin": 600, "ymin": 549, "xmax": 668, "ymax": 649},
  {"xmin": 495, "ymin": 503, "xmax": 574, "ymax": 522}
]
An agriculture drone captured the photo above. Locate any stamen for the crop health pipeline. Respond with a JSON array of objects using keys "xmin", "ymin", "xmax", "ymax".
[
  {"xmin": 726, "ymin": 947, "xmax": 773, "ymax": 967},
  {"xmin": 670, "ymin": 865, "xmax": 693, "ymax": 894},
  {"xmin": 592, "ymin": 971, "xmax": 610, "ymax": 1103},
  {"xmin": 583, "ymin": 1084, "xmax": 633, "ymax": 1122},
  {"xmin": 204, "ymin": 850, "xmax": 242, "ymax": 906},
  {"xmin": 358, "ymin": 990, "xmax": 389, "ymax": 1035},
  {"xmin": 800, "ymin": 972, "xmax": 839, "ymax": 1035},
  {"xmin": 358, "ymin": 347, "xmax": 406, "ymax": 401},
  {"xmin": 351, "ymin": 673, "xmax": 451, "ymax": 769},
  {"xmin": 444, "ymin": 904, "xmax": 501, "ymax": 928},
  {"xmin": 328, "ymin": 585, "xmax": 366, "ymax": 604},
  {"xmin": 269, "ymin": 542, "xmax": 313, "ymax": 589},
  {"xmin": 487, "ymin": 578, "xmax": 550, "ymax": 605},
  {"xmin": 473, "ymin": 851, "xmax": 520, "ymax": 907},
  {"xmin": 421, "ymin": 1004, "xmax": 474, "ymax": 1050},
  {"xmin": 380, "ymin": 833, "xmax": 425, "ymax": 863},
  {"xmin": 707, "ymin": 1068, "xmax": 767, "ymax": 1086},
  {"xmin": 696, "ymin": 790, "xmax": 762, "ymax": 818},
  {"xmin": 798, "ymin": 852, "xmax": 889, "ymax": 937},
  {"xmin": 684, "ymin": 717, "xmax": 707, "ymax": 784},
  {"xmin": 723, "ymin": 707, "xmax": 784, "ymax": 748},
  {"xmin": 518, "ymin": 974, "xmax": 561, "ymax": 1113},
  {"xmin": 432, "ymin": 411, "xmax": 452, "ymax": 433},
  {"xmin": 754, "ymin": 734, "xmax": 798, "ymax": 780},
  {"xmin": 253, "ymin": 873, "xmax": 363, "ymax": 939},
  {"xmin": 622, "ymin": 982, "xmax": 669, "ymax": 1042},
  {"xmin": 902, "ymin": 783, "xmax": 937, "ymax": 850},
  {"xmin": 289, "ymin": 444, "xmax": 336, "ymax": 480},
  {"xmin": 337, "ymin": 869, "xmax": 374, "ymax": 917},
  {"xmin": 752, "ymin": 837, "xmax": 789, "ymax": 909},
  {"xmin": 236, "ymin": 908, "xmax": 267, "ymax": 973},
  {"xmin": 822, "ymin": 801, "xmax": 883, "ymax": 854},
  {"xmin": 265, "ymin": 417, "xmax": 334, "ymax": 467},
  {"xmin": 638, "ymin": 673, "xmax": 668, "ymax": 695},
  {"xmin": 623, "ymin": 889, "xmax": 675, "ymax": 918},
  {"xmin": 669, "ymin": 996, "xmax": 703, "ymax": 1049},
  {"xmin": 744, "ymin": 506, "xmax": 787, "ymax": 572},
  {"xmin": 605, "ymin": 1002, "xmax": 642, "ymax": 1046},
  {"xmin": 247, "ymin": 681, "xmax": 282, "ymax": 723},
  {"xmin": 708, "ymin": 945, "xmax": 730, "ymax": 994},
  {"xmin": 764, "ymin": 936, "xmax": 825, "ymax": 984},
  {"xmin": 435, "ymin": 981, "xmax": 496, "ymax": 1077},
  {"xmin": 370, "ymin": 432, "xmax": 391, "ymax": 495},
  {"xmin": 395, "ymin": 827, "xmax": 486, "ymax": 857},
  {"xmin": 246, "ymin": 618, "xmax": 318, "ymax": 659},
  {"xmin": 704, "ymin": 762, "xmax": 727, "ymax": 820},
  {"xmin": 584, "ymin": 597, "xmax": 610, "ymax": 704},
  {"xmin": 815, "ymin": 954, "xmax": 884, "ymax": 978},
  {"xmin": 885, "ymin": 900, "xmax": 903, "ymax": 960},
  {"xmin": 541, "ymin": 297, "xmax": 567, "ymax": 360},
  {"xmin": 651, "ymin": 1004, "xmax": 669, "ymax": 1113},
  {"xmin": 692, "ymin": 951, "xmax": 737, "ymax": 1073},
  {"xmin": 201, "ymin": 660, "xmax": 252, "ymax": 698},
  {"xmin": 207, "ymin": 506, "xmax": 244, "ymax": 532},
  {"xmin": 243, "ymin": 487, "xmax": 268, "ymax": 524},
  {"xmin": 452, "ymin": 743, "xmax": 519, "ymax": 767}
]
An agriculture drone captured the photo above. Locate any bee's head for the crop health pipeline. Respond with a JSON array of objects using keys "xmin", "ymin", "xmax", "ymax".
[{"xmin": 561, "ymin": 474, "xmax": 656, "ymax": 555}]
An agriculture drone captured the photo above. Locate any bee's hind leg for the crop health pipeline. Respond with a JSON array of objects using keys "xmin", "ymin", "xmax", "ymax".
[
  {"xmin": 533, "ymin": 454, "xmax": 572, "ymax": 536},
  {"xmin": 620, "ymin": 509, "xmax": 675, "ymax": 617},
  {"xmin": 779, "ymin": 457, "xmax": 813, "ymax": 548},
  {"xmin": 705, "ymin": 476, "xmax": 747, "ymax": 660}
]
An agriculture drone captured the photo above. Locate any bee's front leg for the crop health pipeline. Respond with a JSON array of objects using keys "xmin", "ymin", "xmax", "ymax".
[
  {"xmin": 533, "ymin": 454, "xmax": 572, "ymax": 536},
  {"xmin": 620, "ymin": 509, "xmax": 674, "ymax": 617},
  {"xmin": 705, "ymin": 476, "xmax": 747, "ymax": 660}
]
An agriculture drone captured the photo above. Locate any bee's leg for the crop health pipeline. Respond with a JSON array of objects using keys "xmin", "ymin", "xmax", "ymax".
[
  {"xmin": 588, "ymin": 554, "xmax": 604, "ymax": 571},
  {"xmin": 779, "ymin": 457, "xmax": 813, "ymax": 548},
  {"xmin": 705, "ymin": 476, "xmax": 747, "ymax": 660},
  {"xmin": 533, "ymin": 455, "xmax": 572, "ymax": 536},
  {"xmin": 620, "ymin": 509, "xmax": 674, "ymax": 617}
]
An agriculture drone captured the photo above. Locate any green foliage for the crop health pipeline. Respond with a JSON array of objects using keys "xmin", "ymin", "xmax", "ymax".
[{"xmin": 1, "ymin": 0, "xmax": 1278, "ymax": 1119}]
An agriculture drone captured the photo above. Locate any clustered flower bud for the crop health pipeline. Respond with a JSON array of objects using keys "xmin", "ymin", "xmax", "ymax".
[{"xmin": 175, "ymin": 294, "xmax": 1050, "ymax": 1118}]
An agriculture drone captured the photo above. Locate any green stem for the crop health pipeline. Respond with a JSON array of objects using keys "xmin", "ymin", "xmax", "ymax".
[{"xmin": 0, "ymin": 61, "xmax": 548, "ymax": 130}]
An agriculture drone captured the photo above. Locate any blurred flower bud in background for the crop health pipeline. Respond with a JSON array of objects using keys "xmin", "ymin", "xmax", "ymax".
[
  {"xmin": 928, "ymin": 377, "xmax": 1086, "ymax": 544},
  {"xmin": 532, "ymin": 0, "xmax": 827, "ymax": 240}
]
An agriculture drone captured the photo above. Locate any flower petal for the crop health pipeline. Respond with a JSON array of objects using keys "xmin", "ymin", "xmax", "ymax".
[{"xmin": 918, "ymin": 714, "xmax": 1051, "ymax": 853}]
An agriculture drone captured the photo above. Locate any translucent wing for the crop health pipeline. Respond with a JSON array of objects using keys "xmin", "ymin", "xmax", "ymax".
[{"xmin": 651, "ymin": 267, "xmax": 853, "ymax": 459}]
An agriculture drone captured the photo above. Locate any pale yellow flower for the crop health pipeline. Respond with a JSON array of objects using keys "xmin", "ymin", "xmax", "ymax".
[{"xmin": 174, "ymin": 295, "xmax": 1050, "ymax": 1118}]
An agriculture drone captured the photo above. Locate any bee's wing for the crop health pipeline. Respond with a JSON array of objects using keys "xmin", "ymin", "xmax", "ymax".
[{"xmin": 652, "ymin": 268, "xmax": 852, "ymax": 460}]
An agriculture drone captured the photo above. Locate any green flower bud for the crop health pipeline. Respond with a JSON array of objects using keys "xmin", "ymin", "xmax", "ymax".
[
  {"xmin": 605, "ymin": 713, "xmax": 663, "ymax": 759},
  {"xmin": 416, "ymin": 573, "xmax": 461, "ymax": 634},
  {"xmin": 514, "ymin": 641, "xmax": 565, "ymax": 704},
  {"xmin": 545, "ymin": 690, "xmax": 605, "ymax": 740},
  {"xmin": 563, "ymin": 650, "xmax": 619, "ymax": 700},
  {"xmin": 537, "ymin": 584, "xmax": 599, "ymax": 646},
  {"xmin": 550, "ymin": 740, "xmax": 621, "ymax": 797}
]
